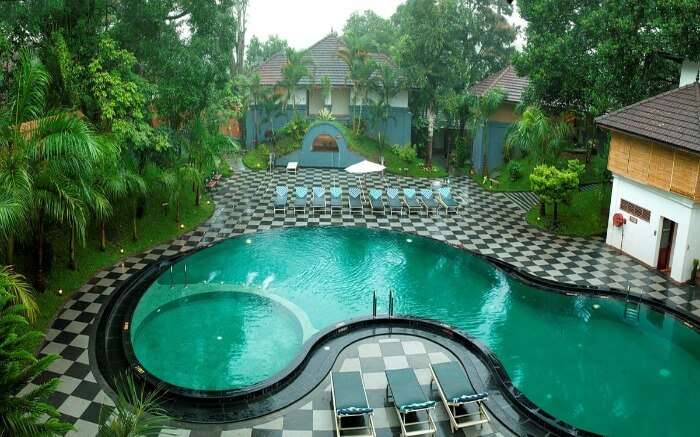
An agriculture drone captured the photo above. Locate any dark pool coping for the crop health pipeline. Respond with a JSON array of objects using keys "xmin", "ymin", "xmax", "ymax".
[{"xmin": 91, "ymin": 227, "xmax": 699, "ymax": 435}]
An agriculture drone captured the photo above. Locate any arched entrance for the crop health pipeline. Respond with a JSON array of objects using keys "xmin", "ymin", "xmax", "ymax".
[{"xmin": 276, "ymin": 122, "xmax": 363, "ymax": 168}]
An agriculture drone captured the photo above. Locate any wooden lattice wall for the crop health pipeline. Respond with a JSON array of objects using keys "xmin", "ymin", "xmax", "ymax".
[{"xmin": 608, "ymin": 132, "xmax": 700, "ymax": 202}]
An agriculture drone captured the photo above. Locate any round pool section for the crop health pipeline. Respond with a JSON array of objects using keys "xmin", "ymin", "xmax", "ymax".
[{"xmin": 129, "ymin": 227, "xmax": 700, "ymax": 437}]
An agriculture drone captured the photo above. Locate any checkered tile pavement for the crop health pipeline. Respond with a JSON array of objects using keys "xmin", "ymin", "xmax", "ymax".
[{"xmin": 25, "ymin": 164, "xmax": 698, "ymax": 436}]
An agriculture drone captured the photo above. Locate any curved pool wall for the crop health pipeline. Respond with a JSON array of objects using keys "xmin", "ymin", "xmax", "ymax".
[{"xmin": 112, "ymin": 227, "xmax": 700, "ymax": 437}]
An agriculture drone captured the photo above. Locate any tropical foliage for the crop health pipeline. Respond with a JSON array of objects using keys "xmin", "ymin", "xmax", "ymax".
[
  {"xmin": 0, "ymin": 289, "xmax": 71, "ymax": 436},
  {"xmin": 530, "ymin": 160, "xmax": 585, "ymax": 225},
  {"xmin": 506, "ymin": 106, "xmax": 573, "ymax": 164}
]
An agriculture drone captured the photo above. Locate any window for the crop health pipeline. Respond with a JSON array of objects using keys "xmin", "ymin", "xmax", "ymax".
[
  {"xmin": 312, "ymin": 134, "xmax": 339, "ymax": 152},
  {"xmin": 620, "ymin": 199, "xmax": 651, "ymax": 222}
]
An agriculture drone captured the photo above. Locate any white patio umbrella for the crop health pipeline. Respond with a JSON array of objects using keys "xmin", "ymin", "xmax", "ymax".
[
  {"xmin": 344, "ymin": 160, "xmax": 386, "ymax": 193},
  {"xmin": 344, "ymin": 160, "xmax": 386, "ymax": 174}
]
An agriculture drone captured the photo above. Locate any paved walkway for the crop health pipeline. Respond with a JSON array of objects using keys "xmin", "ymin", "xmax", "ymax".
[{"xmin": 26, "ymin": 166, "xmax": 698, "ymax": 436}]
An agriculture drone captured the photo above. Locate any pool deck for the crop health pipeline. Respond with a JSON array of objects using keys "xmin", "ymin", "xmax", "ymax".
[{"xmin": 27, "ymin": 166, "xmax": 698, "ymax": 436}]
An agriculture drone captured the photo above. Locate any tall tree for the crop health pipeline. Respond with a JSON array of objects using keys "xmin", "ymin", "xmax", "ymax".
[
  {"xmin": 246, "ymin": 35, "xmax": 289, "ymax": 70},
  {"xmin": 471, "ymin": 88, "xmax": 506, "ymax": 176},
  {"xmin": 343, "ymin": 10, "xmax": 398, "ymax": 56},
  {"xmin": 516, "ymin": 0, "xmax": 700, "ymax": 119},
  {"xmin": 338, "ymin": 34, "xmax": 377, "ymax": 135},
  {"xmin": 368, "ymin": 64, "xmax": 403, "ymax": 152},
  {"xmin": 280, "ymin": 48, "xmax": 312, "ymax": 112}
]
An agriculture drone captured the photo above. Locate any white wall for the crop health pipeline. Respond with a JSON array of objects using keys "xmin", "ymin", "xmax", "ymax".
[
  {"xmin": 286, "ymin": 89, "xmax": 307, "ymax": 106},
  {"xmin": 331, "ymin": 88, "xmax": 350, "ymax": 115},
  {"xmin": 308, "ymin": 89, "xmax": 324, "ymax": 114},
  {"xmin": 606, "ymin": 175, "xmax": 700, "ymax": 282},
  {"xmin": 363, "ymin": 90, "xmax": 409, "ymax": 108}
]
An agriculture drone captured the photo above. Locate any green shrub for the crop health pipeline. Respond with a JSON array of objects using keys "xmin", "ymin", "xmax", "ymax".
[
  {"xmin": 279, "ymin": 117, "xmax": 309, "ymax": 143},
  {"xmin": 391, "ymin": 144, "xmax": 418, "ymax": 163},
  {"xmin": 316, "ymin": 108, "xmax": 335, "ymax": 121},
  {"xmin": 507, "ymin": 160, "xmax": 523, "ymax": 181}
]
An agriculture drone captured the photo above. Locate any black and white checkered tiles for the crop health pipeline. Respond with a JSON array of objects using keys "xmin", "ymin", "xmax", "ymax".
[{"xmin": 26, "ymin": 166, "xmax": 698, "ymax": 436}]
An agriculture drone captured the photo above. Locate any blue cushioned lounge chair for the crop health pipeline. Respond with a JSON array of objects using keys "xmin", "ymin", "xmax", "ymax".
[
  {"xmin": 293, "ymin": 187, "xmax": 308, "ymax": 214},
  {"xmin": 385, "ymin": 368, "xmax": 436, "ymax": 437},
  {"xmin": 273, "ymin": 186, "xmax": 288, "ymax": 214},
  {"xmin": 386, "ymin": 188, "xmax": 404, "ymax": 216},
  {"xmin": 430, "ymin": 362, "xmax": 489, "ymax": 432},
  {"xmin": 437, "ymin": 187, "xmax": 463, "ymax": 214},
  {"xmin": 403, "ymin": 189, "xmax": 422, "ymax": 216},
  {"xmin": 312, "ymin": 186, "xmax": 326, "ymax": 215},
  {"xmin": 331, "ymin": 371, "xmax": 376, "ymax": 437},
  {"xmin": 419, "ymin": 189, "xmax": 439, "ymax": 216},
  {"xmin": 368, "ymin": 189, "xmax": 385, "ymax": 215},
  {"xmin": 348, "ymin": 187, "xmax": 363, "ymax": 214},
  {"xmin": 330, "ymin": 187, "xmax": 343, "ymax": 215}
]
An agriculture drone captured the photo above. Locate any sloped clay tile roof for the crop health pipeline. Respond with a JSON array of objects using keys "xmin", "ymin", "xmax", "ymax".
[
  {"xmin": 469, "ymin": 65, "xmax": 529, "ymax": 103},
  {"xmin": 257, "ymin": 33, "xmax": 394, "ymax": 86},
  {"xmin": 595, "ymin": 81, "xmax": 700, "ymax": 154}
]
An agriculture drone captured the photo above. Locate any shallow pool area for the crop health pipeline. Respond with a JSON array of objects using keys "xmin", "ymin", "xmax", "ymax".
[{"xmin": 130, "ymin": 227, "xmax": 700, "ymax": 437}]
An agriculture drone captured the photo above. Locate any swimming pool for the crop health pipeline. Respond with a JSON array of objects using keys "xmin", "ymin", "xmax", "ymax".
[{"xmin": 130, "ymin": 227, "xmax": 700, "ymax": 436}]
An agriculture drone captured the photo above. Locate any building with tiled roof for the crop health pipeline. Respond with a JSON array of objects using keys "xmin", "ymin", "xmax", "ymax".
[
  {"xmin": 469, "ymin": 65, "xmax": 530, "ymax": 175},
  {"xmin": 596, "ymin": 73, "xmax": 700, "ymax": 283},
  {"xmin": 245, "ymin": 34, "xmax": 411, "ymax": 152}
]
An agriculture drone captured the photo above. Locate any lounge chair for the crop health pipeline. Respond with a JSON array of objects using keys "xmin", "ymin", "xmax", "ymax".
[
  {"xmin": 331, "ymin": 371, "xmax": 376, "ymax": 437},
  {"xmin": 386, "ymin": 188, "xmax": 404, "ymax": 216},
  {"xmin": 368, "ymin": 189, "xmax": 385, "ymax": 215},
  {"xmin": 312, "ymin": 187, "xmax": 326, "ymax": 215},
  {"xmin": 348, "ymin": 187, "xmax": 363, "ymax": 214},
  {"xmin": 385, "ymin": 369, "xmax": 436, "ymax": 437},
  {"xmin": 419, "ymin": 189, "xmax": 439, "ymax": 216},
  {"xmin": 273, "ymin": 186, "xmax": 288, "ymax": 214},
  {"xmin": 430, "ymin": 362, "xmax": 489, "ymax": 432},
  {"xmin": 437, "ymin": 187, "xmax": 463, "ymax": 214},
  {"xmin": 403, "ymin": 189, "xmax": 422, "ymax": 216},
  {"xmin": 293, "ymin": 187, "xmax": 308, "ymax": 214},
  {"xmin": 330, "ymin": 187, "xmax": 343, "ymax": 215}
]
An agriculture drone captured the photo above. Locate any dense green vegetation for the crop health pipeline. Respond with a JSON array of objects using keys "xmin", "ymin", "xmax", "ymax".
[{"xmin": 527, "ymin": 186, "xmax": 611, "ymax": 237}]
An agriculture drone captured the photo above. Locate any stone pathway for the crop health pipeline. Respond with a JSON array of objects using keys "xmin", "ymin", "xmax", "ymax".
[{"xmin": 26, "ymin": 166, "xmax": 698, "ymax": 436}]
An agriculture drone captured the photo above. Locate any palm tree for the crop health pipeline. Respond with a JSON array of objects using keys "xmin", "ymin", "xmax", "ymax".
[
  {"xmin": 0, "ymin": 265, "xmax": 37, "ymax": 322},
  {"xmin": 368, "ymin": 64, "xmax": 402, "ymax": 155},
  {"xmin": 280, "ymin": 48, "xmax": 312, "ymax": 113},
  {"xmin": 97, "ymin": 373, "xmax": 171, "ymax": 437},
  {"xmin": 506, "ymin": 105, "xmax": 573, "ymax": 165},
  {"xmin": 0, "ymin": 52, "xmax": 103, "ymax": 290},
  {"xmin": 0, "ymin": 290, "xmax": 72, "ymax": 436},
  {"xmin": 471, "ymin": 88, "xmax": 506, "ymax": 177},
  {"xmin": 338, "ymin": 34, "xmax": 377, "ymax": 134}
]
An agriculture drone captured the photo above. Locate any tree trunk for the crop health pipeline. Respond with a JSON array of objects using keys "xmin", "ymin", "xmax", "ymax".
[
  {"xmin": 539, "ymin": 200, "xmax": 546, "ymax": 217},
  {"xmin": 100, "ymin": 222, "xmax": 106, "ymax": 251},
  {"xmin": 195, "ymin": 186, "xmax": 200, "ymax": 206},
  {"xmin": 132, "ymin": 200, "xmax": 138, "ymax": 241},
  {"xmin": 36, "ymin": 210, "xmax": 46, "ymax": 292},
  {"xmin": 553, "ymin": 202, "xmax": 559, "ymax": 226},
  {"xmin": 6, "ymin": 236, "xmax": 14, "ymax": 265},
  {"xmin": 176, "ymin": 199, "xmax": 181, "ymax": 223},
  {"xmin": 68, "ymin": 228, "xmax": 77, "ymax": 271},
  {"xmin": 426, "ymin": 103, "xmax": 435, "ymax": 168},
  {"xmin": 481, "ymin": 122, "xmax": 489, "ymax": 178}
]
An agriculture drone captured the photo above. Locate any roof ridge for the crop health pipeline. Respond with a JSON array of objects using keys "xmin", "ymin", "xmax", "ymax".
[
  {"xmin": 485, "ymin": 65, "xmax": 511, "ymax": 92},
  {"xmin": 695, "ymin": 81, "xmax": 700, "ymax": 129},
  {"xmin": 598, "ymin": 82, "xmax": 699, "ymax": 121}
]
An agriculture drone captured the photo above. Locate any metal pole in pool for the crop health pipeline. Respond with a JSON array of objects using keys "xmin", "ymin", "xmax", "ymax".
[
  {"xmin": 372, "ymin": 290, "xmax": 377, "ymax": 318},
  {"xmin": 169, "ymin": 265, "xmax": 174, "ymax": 289},
  {"xmin": 389, "ymin": 289, "xmax": 393, "ymax": 317},
  {"xmin": 184, "ymin": 264, "xmax": 188, "ymax": 288}
]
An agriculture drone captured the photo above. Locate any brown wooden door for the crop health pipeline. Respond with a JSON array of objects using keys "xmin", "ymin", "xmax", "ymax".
[{"xmin": 657, "ymin": 218, "xmax": 676, "ymax": 270}]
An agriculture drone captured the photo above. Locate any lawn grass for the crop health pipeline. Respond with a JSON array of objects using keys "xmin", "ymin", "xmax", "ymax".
[
  {"xmin": 26, "ymin": 188, "xmax": 214, "ymax": 333},
  {"xmin": 473, "ymin": 155, "xmax": 606, "ymax": 192},
  {"xmin": 242, "ymin": 135, "xmax": 299, "ymax": 171},
  {"xmin": 526, "ymin": 185, "xmax": 611, "ymax": 237}
]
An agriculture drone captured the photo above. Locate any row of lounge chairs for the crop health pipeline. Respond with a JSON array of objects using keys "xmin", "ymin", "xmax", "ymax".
[
  {"xmin": 331, "ymin": 362, "xmax": 489, "ymax": 437},
  {"xmin": 273, "ymin": 186, "xmax": 464, "ymax": 216}
]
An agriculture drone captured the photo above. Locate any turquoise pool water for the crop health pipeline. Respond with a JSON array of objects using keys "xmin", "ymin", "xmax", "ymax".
[{"xmin": 131, "ymin": 227, "xmax": 700, "ymax": 436}]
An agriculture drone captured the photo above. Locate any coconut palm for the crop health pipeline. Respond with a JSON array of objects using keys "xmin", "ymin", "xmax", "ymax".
[
  {"xmin": 0, "ymin": 52, "xmax": 103, "ymax": 290},
  {"xmin": 338, "ymin": 34, "xmax": 378, "ymax": 134},
  {"xmin": 97, "ymin": 373, "xmax": 171, "ymax": 437},
  {"xmin": 368, "ymin": 64, "xmax": 402, "ymax": 154},
  {"xmin": 506, "ymin": 105, "xmax": 573, "ymax": 165},
  {"xmin": 471, "ymin": 88, "xmax": 506, "ymax": 177},
  {"xmin": 280, "ymin": 48, "xmax": 312, "ymax": 112},
  {"xmin": 0, "ymin": 290, "xmax": 72, "ymax": 436}
]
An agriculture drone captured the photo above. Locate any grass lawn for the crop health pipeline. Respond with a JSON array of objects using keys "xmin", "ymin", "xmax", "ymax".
[
  {"xmin": 526, "ymin": 185, "xmax": 611, "ymax": 237},
  {"xmin": 25, "ymin": 188, "xmax": 215, "ymax": 333},
  {"xmin": 242, "ymin": 135, "xmax": 299, "ymax": 171},
  {"xmin": 473, "ymin": 155, "xmax": 606, "ymax": 192}
]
